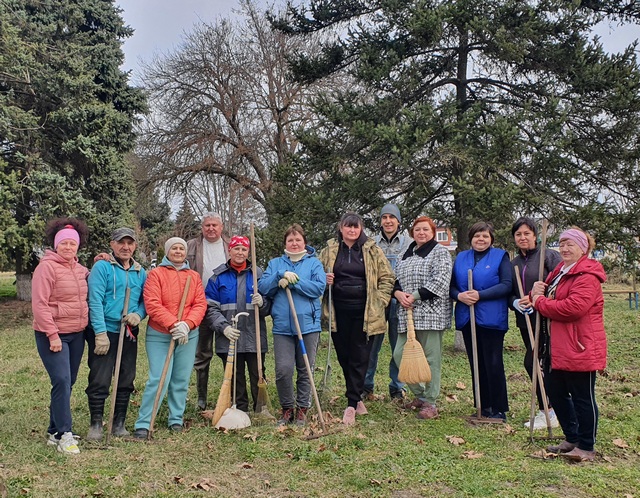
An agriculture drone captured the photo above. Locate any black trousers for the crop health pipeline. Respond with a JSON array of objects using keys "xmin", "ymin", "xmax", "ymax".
[
  {"xmin": 545, "ymin": 369, "xmax": 598, "ymax": 451},
  {"xmin": 217, "ymin": 352, "xmax": 266, "ymax": 413},
  {"xmin": 85, "ymin": 329, "xmax": 137, "ymax": 415},
  {"xmin": 333, "ymin": 305, "xmax": 372, "ymax": 408},
  {"xmin": 461, "ymin": 323, "xmax": 509, "ymax": 414}
]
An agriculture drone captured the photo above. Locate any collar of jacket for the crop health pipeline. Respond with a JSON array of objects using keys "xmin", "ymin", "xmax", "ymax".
[
  {"xmin": 379, "ymin": 228, "xmax": 401, "ymax": 244},
  {"xmin": 109, "ymin": 253, "xmax": 143, "ymax": 271},
  {"xmin": 406, "ymin": 239, "xmax": 438, "ymax": 259},
  {"xmin": 518, "ymin": 246, "xmax": 540, "ymax": 259}
]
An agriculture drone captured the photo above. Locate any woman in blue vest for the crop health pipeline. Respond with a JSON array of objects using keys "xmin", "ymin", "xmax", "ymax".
[{"xmin": 450, "ymin": 222, "xmax": 512, "ymax": 420}]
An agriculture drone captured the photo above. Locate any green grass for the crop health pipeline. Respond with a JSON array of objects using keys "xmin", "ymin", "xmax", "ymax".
[
  {"xmin": 0, "ymin": 292, "xmax": 639, "ymax": 497},
  {"xmin": 0, "ymin": 273, "xmax": 16, "ymax": 300}
]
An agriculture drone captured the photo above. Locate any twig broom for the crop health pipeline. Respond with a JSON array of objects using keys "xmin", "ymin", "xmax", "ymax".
[{"xmin": 397, "ymin": 307, "xmax": 431, "ymax": 384}]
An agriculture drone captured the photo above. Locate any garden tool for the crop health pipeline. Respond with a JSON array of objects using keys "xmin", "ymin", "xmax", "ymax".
[{"xmin": 215, "ymin": 312, "xmax": 251, "ymax": 430}]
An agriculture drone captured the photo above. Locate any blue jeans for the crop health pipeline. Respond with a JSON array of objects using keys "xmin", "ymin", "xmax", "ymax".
[
  {"xmin": 35, "ymin": 330, "xmax": 85, "ymax": 436},
  {"xmin": 363, "ymin": 299, "xmax": 405, "ymax": 396}
]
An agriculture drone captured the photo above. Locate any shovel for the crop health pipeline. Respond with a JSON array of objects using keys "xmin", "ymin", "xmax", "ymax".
[
  {"xmin": 466, "ymin": 270, "xmax": 502, "ymax": 425},
  {"xmin": 285, "ymin": 287, "xmax": 326, "ymax": 433},
  {"xmin": 105, "ymin": 287, "xmax": 130, "ymax": 446},
  {"xmin": 215, "ymin": 312, "xmax": 252, "ymax": 430}
]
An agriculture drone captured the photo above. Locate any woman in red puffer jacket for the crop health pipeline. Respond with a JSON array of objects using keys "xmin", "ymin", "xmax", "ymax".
[{"xmin": 529, "ymin": 227, "xmax": 606, "ymax": 463}]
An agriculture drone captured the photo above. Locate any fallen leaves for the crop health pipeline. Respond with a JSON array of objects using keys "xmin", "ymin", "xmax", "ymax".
[
  {"xmin": 613, "ymin": 438, "xmax": 630, "ymax": 449},
  {"xmin": 446, "ymin": 435, "xmax": 465, "ymax": 446},
  {"xmin": 190, "ymin": 478, "xmax": 217, "ymax": 491},
  {"xmin": 462, "ymin": 450, "xmax": 484, "ymax": 459},
  {"xmin": 456, "ymin": 381, "xmax": 466, "ymax": 390},
  {"xmin": 445, "ymin": 394, "xmax": 459, "ymax": 403},
  {"xmin": 529, "ymin": 449, "xmax": 558, "ymax": 460}
]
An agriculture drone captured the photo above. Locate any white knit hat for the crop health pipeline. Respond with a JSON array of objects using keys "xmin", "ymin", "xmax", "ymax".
[{"xmin": 164, "ymin": 237, "xmax": 188, "ymax": 254}]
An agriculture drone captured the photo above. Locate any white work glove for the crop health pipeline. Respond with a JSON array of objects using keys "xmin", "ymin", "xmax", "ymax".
[
  {"xmin": 170, "ymin": 321, "xmax": 190, "ymax": 345},
  {"xmin": 278, "ymin": 278, "xmax": 289, "ymax": 289},
  {"xmin": 223, "ymin": 325, "xmax": 241, "ymax": 341},
  {"xmin": 283, "ymin": 271, "xmax": 299, "ymax": 285},
  {"xmin": 251, "ymin": 293, "xmax": 263, "ymax": 307},
  {"xmin": 124, "ymin": 312, "xmax": 141, "ymax": 326},
  {"xmin": 513, "ymin": 299, "xmax": 533, "ymax": 315},
  {"xmin": 94, "ymin": 332, "xmax": 110, "ymax": 355}
]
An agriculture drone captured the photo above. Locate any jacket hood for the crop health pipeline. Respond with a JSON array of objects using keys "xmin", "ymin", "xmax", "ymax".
[
  {"xmin": 41, "ymin": 248, "xmax": 78, "ymax": 266},
  {"xmin": 160, "ymin": 255, "xmax": 191, "ymax": 270},
  {"xmin": 568, "ymin": 256, "xmax": 607, "ymax": 283}
]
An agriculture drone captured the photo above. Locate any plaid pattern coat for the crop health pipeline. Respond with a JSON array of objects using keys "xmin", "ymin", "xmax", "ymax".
[{"xmin": 395, "ymin": 242, "xmax": 453, "ymax": 332}]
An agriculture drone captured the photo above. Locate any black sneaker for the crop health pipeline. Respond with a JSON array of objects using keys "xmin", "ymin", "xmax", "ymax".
[
  {"xmin": 133, "ymin": 428, "xmax": 149, "ymax": 439},
  {"xmin": 169, "ymin": 424, "xmax": 183, "ymax": 432}
]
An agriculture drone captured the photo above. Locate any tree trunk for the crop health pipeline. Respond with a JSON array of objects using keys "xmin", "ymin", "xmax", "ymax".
[{"xmin": 16, "ymin": 273, "xmax": 32, "ymax": 302}]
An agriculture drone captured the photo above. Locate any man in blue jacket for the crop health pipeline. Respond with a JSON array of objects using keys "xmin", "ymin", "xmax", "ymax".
[{"xmin": 85, "ymin": 228, "xmax": 147, "ymax": 440}]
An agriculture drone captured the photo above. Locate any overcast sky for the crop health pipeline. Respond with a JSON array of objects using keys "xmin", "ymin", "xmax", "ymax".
[{"xmin": 116, "ymin": 0, "xmax": 640, "ymax": 80}]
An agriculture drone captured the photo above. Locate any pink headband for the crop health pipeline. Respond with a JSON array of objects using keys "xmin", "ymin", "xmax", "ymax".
[
  {"xmin": 229, "ymin": 236, "xmax": 249, "ymax": 250},
  {"xmin": 54, "ymin": 225, "xmax": 80, "ymax": 249},
  {"xmin": 559, "ymin": 228, "xmax": 588, "ymax": 255}
]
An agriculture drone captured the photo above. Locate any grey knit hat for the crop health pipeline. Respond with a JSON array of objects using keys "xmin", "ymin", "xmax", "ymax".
[{"xmin": 380, "ymin": 203, "xmax": 401, "ymax": 223}]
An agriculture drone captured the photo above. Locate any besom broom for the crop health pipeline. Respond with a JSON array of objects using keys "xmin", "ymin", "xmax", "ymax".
[{"xmin": 397, "ymin": 307, "xmax": 431, "ymax": 384}]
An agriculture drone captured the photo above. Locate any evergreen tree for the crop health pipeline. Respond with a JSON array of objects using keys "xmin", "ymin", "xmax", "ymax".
[
  {"xmin": 272, "ymin": 0, "xmax": 640, "ymax": 250},
  {"xmin": 0, "ymin": 0, "xmax": 146, "ymax": 298}
]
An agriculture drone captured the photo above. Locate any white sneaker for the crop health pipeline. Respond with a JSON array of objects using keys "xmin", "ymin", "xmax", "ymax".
[
  {"xmin": 524, "ymin": 409, "xmax": 560, "ymax": 430},
  {"xmin": 48, "ymin": 433, "xmax": 80, "ymax": 446},
  {"xmin": 57, "ymin": 432, "xmax": 80, "ymax": 455}
]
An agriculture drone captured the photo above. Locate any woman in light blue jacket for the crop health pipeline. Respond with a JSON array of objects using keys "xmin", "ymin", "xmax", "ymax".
[{"xmin": 258, "ymin": 224, "xmax": 326, "ymax": 426}]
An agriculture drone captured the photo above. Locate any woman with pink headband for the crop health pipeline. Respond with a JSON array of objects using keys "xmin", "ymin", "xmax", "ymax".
[
  {"xmin": 32, "ymin": 218, "xmax": 90, "ymax": 455},
  {"xmin": 530, "ymin": 227, "xmax": 607, "ymax": 462}
]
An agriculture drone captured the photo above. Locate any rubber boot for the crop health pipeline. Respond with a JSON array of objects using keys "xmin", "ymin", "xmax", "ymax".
[
  {"xmin": 86, "ymin": 399, "xmax": 104, "ymax": 441},
  {"xmin": 111, "ymin": 392, "xmax": 130, "ymax": 437},
  {"xmin": 196, "ymin": 368, "xmax": 208, "ymax": 410}
]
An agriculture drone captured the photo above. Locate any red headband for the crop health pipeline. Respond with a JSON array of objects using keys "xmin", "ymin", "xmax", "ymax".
[{"xmin": 229, "ymin": 236, "xmax": 249, "ymax": 249}]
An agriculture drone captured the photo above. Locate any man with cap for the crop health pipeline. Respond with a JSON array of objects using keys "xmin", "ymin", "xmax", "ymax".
[
  {"xmin": 85, "ymin": 227, "xmax": 147, "ymax": 440},
  {"xmin": 187, "ymin": 212, "xmax": 230, "ymax": 410},
  {"xmin": 363, "ymin": 203, "xmax": 412, "ymax": 401}
]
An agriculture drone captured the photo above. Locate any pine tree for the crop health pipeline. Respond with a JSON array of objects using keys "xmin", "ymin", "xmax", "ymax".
[
  {"xmin": 0, "ymin": 0, "xmax": 146, "ymax": 298},
  {"xmin": 272, "ymin": 0, "xmax": 640, "ymax": 250}
]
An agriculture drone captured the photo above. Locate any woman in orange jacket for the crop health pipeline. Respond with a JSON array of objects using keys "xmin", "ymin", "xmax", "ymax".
[{"xmin": 133, "ymin": 237, "xmax": 207, "ymax": 438}]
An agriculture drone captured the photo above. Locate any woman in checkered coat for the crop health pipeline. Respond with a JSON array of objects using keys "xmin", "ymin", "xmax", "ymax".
[{"xmin": 392, "ymin": 216, "xmax": 453, "ymax": 420}]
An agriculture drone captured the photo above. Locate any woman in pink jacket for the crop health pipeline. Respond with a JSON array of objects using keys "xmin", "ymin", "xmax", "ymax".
[
  {"xmin": 32, "ymin": 218, "xmax": 89, "ymax": 455},
  {"xmin": 529, "ymin": 227, "xmax": 606, "ymax": 462}
]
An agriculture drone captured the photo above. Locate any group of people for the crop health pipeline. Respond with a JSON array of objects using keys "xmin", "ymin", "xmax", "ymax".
[{"xmin": 32, "ymin": 208, "xmax": 607, "ymax": 462}]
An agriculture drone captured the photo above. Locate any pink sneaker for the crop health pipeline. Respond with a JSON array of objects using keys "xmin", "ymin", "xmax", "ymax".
[
  {"xmin": 355, "ymin": 401, "xmax": 368, "ymax": 415},
  {"xmin": 343, "ymin": 407, "xmax": 356, "ymax": 426}
]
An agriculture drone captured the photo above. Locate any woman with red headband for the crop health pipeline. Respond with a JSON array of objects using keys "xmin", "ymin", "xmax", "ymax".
[
  {"xmin": 32, "ymin": 218, "xmax": 89, "ymax": 454},
  {"xmin": 530, "ymin": 227, "xmax": 606, "ymax": 462},
  {"xmin": 204, "ymin": 235, "xmax": 270, "ymax": 413}
]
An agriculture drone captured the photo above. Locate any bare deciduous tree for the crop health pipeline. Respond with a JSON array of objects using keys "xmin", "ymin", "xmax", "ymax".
[{"xmin": 136, "ymin": 0, "xmax": 335, "ymax": 230}]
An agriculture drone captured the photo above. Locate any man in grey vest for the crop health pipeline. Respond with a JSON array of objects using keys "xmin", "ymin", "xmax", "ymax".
[
  {"xmin": 363, "ymin": 204, "xmax": 412, "ymax": 400},
  {"xmin": 187, "ymin": 212, "xmax": 229, "ymax": 410}
]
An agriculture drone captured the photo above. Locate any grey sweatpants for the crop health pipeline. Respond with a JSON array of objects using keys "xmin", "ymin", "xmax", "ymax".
[{"xmin": 273, "ymin": 332, "xmax": 320, "ymax": 409}]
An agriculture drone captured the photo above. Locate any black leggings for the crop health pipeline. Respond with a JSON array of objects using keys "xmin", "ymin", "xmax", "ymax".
[{"xmin": 332, "ymin": 305, "xmax": 373, "ymax": 408}]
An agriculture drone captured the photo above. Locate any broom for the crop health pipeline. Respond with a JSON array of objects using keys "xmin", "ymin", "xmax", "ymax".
[
  {"xmin": 250, "ymin": 223, "xmax": 275, "ymax": 421},
  {"xmin": 211, "ymin": 338, "xmax": 236, "ymax": 427},
  {"xmin": 398, "ymin": 307, "xmax": 431, "ymax": 384}
]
